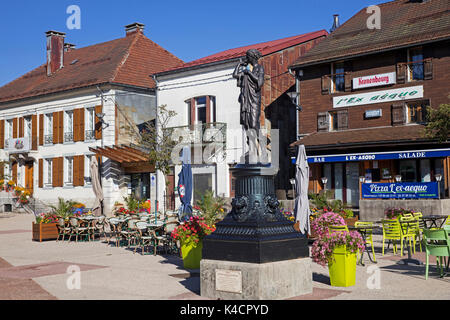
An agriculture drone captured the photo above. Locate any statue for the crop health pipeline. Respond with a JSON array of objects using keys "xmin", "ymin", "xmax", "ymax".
[{"xmin": 233, "ymin": 49, "xmax": 265, "ymax": 164}]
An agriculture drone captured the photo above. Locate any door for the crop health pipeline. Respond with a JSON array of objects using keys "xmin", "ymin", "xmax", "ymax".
[
  {"xmin": 25, "ymin": 161, "xmax": 34, "ymax": 195},
  {"xmin": 346, "ymin": 162, "xmax": 359, "ymax": 207}
]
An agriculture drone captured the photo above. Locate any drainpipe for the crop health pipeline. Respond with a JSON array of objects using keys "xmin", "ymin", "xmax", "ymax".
[
  {"xmin": 288, "ymin": 68, "xmax": 300, "ymax": 140},
  {"xmin": 152, "ymin": 74, "xmax": 160, "ymax": 212}
]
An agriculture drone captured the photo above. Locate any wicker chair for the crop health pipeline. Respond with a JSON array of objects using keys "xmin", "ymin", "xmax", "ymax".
[
  {"xmin": 134, "ymin": 222, "xmax": 154, "ymax": 255},
  {"xmin": 56, "ymin": 217, "xmax": 71, "ymax": 242},
  {"xmin": 69, "ymin": 218, "xmax": 89, "ymax": 242}
]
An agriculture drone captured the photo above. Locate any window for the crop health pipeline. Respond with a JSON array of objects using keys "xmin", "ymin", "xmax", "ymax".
[
  {"xmin": 64, "ymin": 111, "xmax": 73, "ymax": 142},
  {"xmin": 195, "ymin": 97, "xmax": 207, "ymax": 124},
  {"xmin": 44, "ymin": 159, "xmax": 52, "ymax": 186},
  {"xmin": 193, "ymin": 173, "xmax": 213, "ymax": 204},
  {"xmin": 328, "ymin": 112, "xmax": 339, "ymax": 131},
  {"xmin": 407, "ymin": 47, "xmax": 424, "ymax": 81},
  {"xmin": 85, "ymin": 108, "xmax": 95, "ymax": 140},
  {"xmin": 65, "ymin": 157, "xmax": 73, "ymax": 186},
  {"xmin": 85, "ymin": 155, "xmax": 92, "ymax": 185},
  {"xmin": 400, "ymin": 160, "xmax": 417, "ymax": 182},
  {"xmin": 407, "ymin": 100, "xmax": 429, "ymax": 124},
  {"xmin": 44, "ymin": 114, "xmax": 53, "ymax": 145},
  {"xmin": 187, "ymin": 96, "xmax": 217, "ymax": 125},
  {"xmin": 24, "ymin": 117, "xmax": 32, "ymax": 137},
  {"xmin": 331, "ymin": 62, "xmax": 345, "ymax": 93},
  {"xmin": 325, "ymin": 110, "xmax": 348, "ymax": 132}
]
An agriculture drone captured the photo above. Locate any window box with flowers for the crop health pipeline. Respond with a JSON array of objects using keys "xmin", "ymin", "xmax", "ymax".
[
  {"xmin": 32, "ymin": 213, "xmax": 59, "ymax": 242},
  {"xmin": 310, "ymin": 211, "xmax": 365, "ymax": 287},
  {"xmin": 171, "ymin": 216, "xmax": 216, "ymax": 269}
]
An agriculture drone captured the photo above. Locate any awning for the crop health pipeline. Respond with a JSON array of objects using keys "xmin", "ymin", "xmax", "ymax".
[
  {"xmin": 291, "ymin": 148, "xmax": 450, "ymax": 164},
  {"xmin": 89, "ymin": 145, "xmax": 155, "ymax": 172}
]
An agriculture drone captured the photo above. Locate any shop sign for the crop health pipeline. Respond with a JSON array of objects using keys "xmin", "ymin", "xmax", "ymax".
[
  {"xmin": 6, "ymin": 137, "xmax": 30, "ymax": 153},
  {"xmin": 362, "ymin": 182, "xmax": 438, "ymax": 199},
  {"xmin": 364, "ymin": 109, "xmax": 382, "ymax": 119},
  {"xmin": 333, "ymin": 85, "xmax": 423, "ymax": 108},
  {"xmin": 294, "ymin": 148, "xmax": 450, "ymax": 164},
  {"xmin": 353, "ymin": 72, "xmax": 396, "ymax": 90}
]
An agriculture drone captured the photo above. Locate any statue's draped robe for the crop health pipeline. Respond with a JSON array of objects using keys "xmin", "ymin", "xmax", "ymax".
[{"xmin": 236, "ymin": 64, "xmax": 265, "ymax": 130}]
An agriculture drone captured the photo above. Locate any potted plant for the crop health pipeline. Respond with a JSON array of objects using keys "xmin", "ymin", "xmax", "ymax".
[
  {"xmin": 384, "ymin": 207, "xmax": 414, "ymax": 220},
  {"xmin": 171, "ymin": 216, "xmax": 215, "ymax": 269},
  {"xmin": 195, "ymin": 190, "xmax": 226, "ymax": 225},
  {"xmin": 310, "ymin": 210, "xmax": 365, "ymax": 287},
  {"xmin": 32, "ymin": 212, "xmax": 59, "ymax": 242}
]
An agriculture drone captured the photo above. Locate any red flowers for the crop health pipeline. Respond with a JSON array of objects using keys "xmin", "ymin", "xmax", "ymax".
[{"xmin": 171, "ymin": 216, "xmax": 216, "ymax": 245}]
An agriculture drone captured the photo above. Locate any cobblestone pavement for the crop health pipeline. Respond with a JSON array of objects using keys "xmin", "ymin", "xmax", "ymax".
[{"xmin": 0, "ymin": 213, "xmax": 449, "ymax": 300}]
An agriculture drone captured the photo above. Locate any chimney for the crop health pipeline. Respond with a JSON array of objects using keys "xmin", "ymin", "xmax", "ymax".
[
  {"xmin": 330, "ymin": 14, "xmax": 340, "ymax": 33},
  {"xmin": 125, "ymin": 22, "xmax": 145, "ymax": 36},
  {"xmin": 46, "ymin": 30, "xmax": 66, "ymax": 76},
  {"xmin": 64, "ymin": 43, "xmax": 76, "ymax": 52}
]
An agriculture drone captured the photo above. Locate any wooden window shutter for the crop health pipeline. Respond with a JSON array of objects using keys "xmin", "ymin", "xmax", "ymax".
[
  {"xmin": 19, "ymin": 117, "xmax": 24, "ymax": 138},
  {"xmin": 79, "ymin": 108, "xmax": 85, "ymax": 142},
  {"xmin": 337, "ymin": 110, "xmax": 348, "ymax": 130},
  {"xmin": 317, "ymin": 112, "xmax": 329, "ymax": 132},
  {"xmin": 32, "ymin": 115, "xmax": 38, "ymax": 150},
  {"xmin": 396, "ymin": 63, "xmax": 406, "ymax": 84},
  {"xmin": 53, "ymin": 112, "xmax": 59, "ymax": 144},
  {"xmin": 38, "ymin": 159, "xmax": 43, "ymax": 188},
  {"xmin": 94, "ymin": 105, "xmax": 102, "ymax": 140},
  {"xmin": 206, "ymin": 96, "xmax": 211, "ymax": 124},
  {"xmin": 190, "ymin": 98, "xmax": 196, "ymax": 125},
  {"xmin": 12, "ymin": 118, "xmax": 17, "ymax": 139},
  {"xmin": 391, "ymin": 102, "xmax": 405, "ymax": 125},
  {"xmin": 73, "ymin": 109, "xmax": 80, "ymax": 142},
  {"xmin": 12, "ymin": 162, "xmax": 17, "ymax": 183},
  {"xmin": 424, "ymin": 59, "xmax": 433, "ymax": 80},
  {"xmin": 39, "ymin": 114, "xmax": 44, "ymax": 145},
  {"xmin": 0, "ymin": 120, "xmax": 4, "ymax": 149},
  {"xmin": 344, "ymin": 73, "xmax": 352, "ymax": 92},
  {"xmin": 53, "ymin": 157, "xmax": 63, "ymax": 187},
  {"xmin": 73, "ymin": 155, "xmax": 84, "ymax": 187},
  {"xmin": 58, "ymin": 111, "xmax": 64, "ymax": 144},
  {"xmin": 321, "ymin": 75, "xmax": 331, "ymax": 95}
]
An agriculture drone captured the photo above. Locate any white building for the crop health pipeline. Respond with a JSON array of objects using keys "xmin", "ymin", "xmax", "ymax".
[
  {"xmin": 0, "ymin": 23, "xmax": 183, "ymax": 214},
  {"xmin": 153, "ymin": 30, "xmax": 327, "ymax": 211}
]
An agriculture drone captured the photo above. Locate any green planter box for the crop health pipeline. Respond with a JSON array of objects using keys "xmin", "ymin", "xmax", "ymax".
[
  {"xmin": 328, "ymin": 245, "xmax": 356, "ymax": 287},
  {"xmin": 181, "ymin": 240, "xmax": 203, "ymax": 269}
]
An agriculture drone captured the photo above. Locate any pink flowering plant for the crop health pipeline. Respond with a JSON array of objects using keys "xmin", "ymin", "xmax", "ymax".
[
  {"xmin": 171, "ymin": 216, "xmax": 216, "ymax": 245},
  {"xmin": 384, "ymin": 207, "xmax": 415, "ymax": 219},
  {"xmin": 310, "ymin": 211, "xmax": 346, "ymax": 239},
  {"xmin": 311, "ymin": 230, "xmax": 365, "ymax": 267}
]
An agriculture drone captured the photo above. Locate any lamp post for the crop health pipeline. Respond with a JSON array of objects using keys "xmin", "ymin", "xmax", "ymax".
[
  {"xmin": 359, "ymin": 176, "xmax": 365, "ymax": 200},
  {"xmin": 321, "ymin": 177, "xmax": 328, "ymax": 194},
  {"xmin": 435, "ymin": 173, "xmax": 442, "ymax": 200},
  {"xmin": 395, "ymin": 175, "xmax": 402, "ymax": 182},
  {"xmin": 286, "ymin": 91, "xmax": 302, "ymax": 111},
  {"xmin": 289, "ymin": 178, "xmax": 296, "ymax": 200}
]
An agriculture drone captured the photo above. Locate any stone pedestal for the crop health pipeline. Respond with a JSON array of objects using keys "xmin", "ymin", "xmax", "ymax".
[
  {"xmin": 200, "ymin": 258, "xmax": 312, "ymax": 300},
  {"xmin": 200, "ymin": 164, "xmax": 312, "ymax": 299}
]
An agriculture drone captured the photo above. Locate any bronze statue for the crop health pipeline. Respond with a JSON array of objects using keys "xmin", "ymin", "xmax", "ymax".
[{"xmin": 233, "ymin": 49, "xmax": 265, "ymax": 163}]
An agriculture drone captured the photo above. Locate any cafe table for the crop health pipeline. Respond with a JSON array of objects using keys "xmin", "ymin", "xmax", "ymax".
[
  {"xmin": 421, "ymin": 215, "xmax": 447, "ymax": 229},
  {"xmin": 348, "ymin": 225, "xmax": 380, "ymax": 266}
]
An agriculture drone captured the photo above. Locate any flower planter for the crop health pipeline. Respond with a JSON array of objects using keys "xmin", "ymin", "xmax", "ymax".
[
  {"xmin": 180, "ymin": 240, "xmax": 203, "ymax": 269},
  {"xmin": 32, "ymin": 222, "xmax": 58, "ymax": 242},
  {"xmin": 344, "ymin": 217, "xmax": 358, "ymax": 227},
  {"xmin": 328, "ymin": 245, "xmax": 356, "ymax": 287}
]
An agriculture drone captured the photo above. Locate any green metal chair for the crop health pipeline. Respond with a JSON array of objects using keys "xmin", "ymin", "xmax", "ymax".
[
  {"xmin": 422, "ymin": 228, "xmax": 450, "ymax": 279},
  {"xmin": 355, "ymin": 221, "xmax": 376, "ymax": 262},
  {"xmin": 400, "ymin": 216, "xmax": 420, "ymax": 254},
  {"xmin": 382, "ymin": 218, "xmax": 414, "ymax": 256}
]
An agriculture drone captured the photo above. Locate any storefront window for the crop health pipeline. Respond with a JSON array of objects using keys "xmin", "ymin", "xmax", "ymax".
[
  {"xmin": 399, "ymin": 160, "xmax": 417, "ymax": 182},
  {"xmin": 420, "ymin": 159, "xmax": 431, "ymax": 182},
  {"xmin": 193, "ymin": 173, "xmax": 212, "ymax": 204},
  {"xmin": 129, "ymin": 173, "xmax": 150, "ymax": 201}
]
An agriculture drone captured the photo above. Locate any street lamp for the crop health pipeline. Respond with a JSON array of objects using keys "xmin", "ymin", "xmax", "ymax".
[
  {"xmin": 286, "ymin": 91, "xmax": 302, "ymax": 111},
  {"xmin": 435, "ymin": 173, "xmax": 442, "ymax": 200},
  {"xmin": 359, "ymin": 176, "xmax": 365, "ymax": 200},
  {"xmin": 321, "ymin": 177, "xmax": 328, "ymax": 192},
  {"xmin": 395, "ymin": 175, "xmax": 402, "ymax": 182}
]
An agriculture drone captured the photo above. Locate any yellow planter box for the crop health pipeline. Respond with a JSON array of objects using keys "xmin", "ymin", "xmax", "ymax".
[
  {"xmin": 181, "ymin": 240, "xmax": 203, "ymax": 269},
  {"xmin": 328, "ymin": 245, "xmax": 356, "ymax": 287}
]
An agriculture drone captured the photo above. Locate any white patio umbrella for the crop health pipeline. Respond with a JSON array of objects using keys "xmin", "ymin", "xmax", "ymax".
[
  {"xmin": 91, "ymin": 156, "xmax": 104, "ymax": 217},
  {"xmin": 294, "ymin": 144, "xmax": 311, "ymax": 235}
]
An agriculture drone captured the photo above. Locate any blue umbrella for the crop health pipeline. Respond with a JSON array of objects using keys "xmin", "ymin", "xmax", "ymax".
[{"xmin": 177, "ymin": 146, "xmax": 193, "ymax": 222}]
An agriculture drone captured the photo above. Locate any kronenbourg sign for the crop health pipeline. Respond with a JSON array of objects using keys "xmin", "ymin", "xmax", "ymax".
[
  {"xmin": 353, "ymin": 72, "xmax": 396, "ymax": 90},
  {"xmin": 361, "ymin": 182, "xmax": 438, "ymax": 199},
  {"xmin": 333, "ymin": 85, "xmax": 423, "ymax": 108}
]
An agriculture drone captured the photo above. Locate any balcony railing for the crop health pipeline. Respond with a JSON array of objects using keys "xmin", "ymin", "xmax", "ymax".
[
  {"xmin": 169, "ymin": 122, "xmax": 227, "ymax": 144},
  {"xmin": 64, "ymin": 132, "xmax": 74, "ymax": 143},
  {"xmin": 85, "ymin": 130, "xmax": 95, "ymax": 141},
  {"xmin": 44, "ymin": 134, "xmax": 53, "ymax": 145}
]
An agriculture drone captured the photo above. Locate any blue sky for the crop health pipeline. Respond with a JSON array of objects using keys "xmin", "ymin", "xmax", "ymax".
[{"xmin": 0, "ymin": 0, "xmax": 378, "ymax": 87}]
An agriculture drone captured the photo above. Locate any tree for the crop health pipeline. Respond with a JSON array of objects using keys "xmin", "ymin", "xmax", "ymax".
[
  {"xmin": 423, "ymin": 103, "xmax": 450, "ymax": 143},
  {"xmin": 138, "ymin": 105, "xmax": 178, "ymax": 211}
]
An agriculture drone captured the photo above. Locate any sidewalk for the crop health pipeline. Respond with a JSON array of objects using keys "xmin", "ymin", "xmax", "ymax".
[{"xmin": 0, "ymin": 213, "xmax": 449, "ymax": 300}]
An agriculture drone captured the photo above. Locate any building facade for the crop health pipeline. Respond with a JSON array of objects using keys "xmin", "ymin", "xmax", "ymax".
[
  {"xmin": 0, "ymin": 23, "xmax": 183, "ymax": 214},
  {"xmin": 154, "ymin": 30, "xmax": 327, "ymax": 211},
  {"xmin": 289, "ymin": 0, "xmax": 450, "ymax": 212}
]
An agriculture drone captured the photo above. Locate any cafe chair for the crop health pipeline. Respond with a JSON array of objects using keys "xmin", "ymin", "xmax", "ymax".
[
  {"xmin": 382, "ymin": 219, "xmax": 403, "ymax": 256},
  {"xmin": 399, "ymin": 216, "xmax": 418, "ymax": 255},
  {"xmin": 412, "ymin": 212, "xmax": 424, "ymax": 252},
  {"xmin": 355, "ymin": 221, "xmax": 376, "ymax": 262},
  {"xmin": 56, "ymin": 217, "xmax": 71, "ymax": 242},
  {"xmin": 107, "ymin": 218, "xmax": 121, "ymax": 247},
  {"xmin": 120, "ymin": 219, "xmax": 139, "ymax": 248},
  {"xmin": 70, "ymin": 218, "xmax": 89, "ymax": 242},
  {"xmin": 134, "ymin": 222, "xmax": 154, "ymax": 255},
  {"xmin": 159, "ymin": 221, "xmax": 180, "ymax": 254},
  {"xmin": 422, "ymin": 228, "xmax": 450, "ymax": 279}
]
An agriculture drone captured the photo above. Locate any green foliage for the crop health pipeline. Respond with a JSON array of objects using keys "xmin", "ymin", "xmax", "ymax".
[
  {"xmin": 308, "ymin": 192, "xmax": 354, "ymax": 219},
  {"xmin": 123, "ymin": 195, "xmax": 140, "ymax": 212},
  {"xmin": 195, "ymin": 190, "xmax": 226, "ymax": 226},
  {"xmin": 49, "ymin": 197, "xmax": 77, "ymax": 218},
  {"xmin": 424, "ymin": 104, "xmax": 450, "ymax": 143}
]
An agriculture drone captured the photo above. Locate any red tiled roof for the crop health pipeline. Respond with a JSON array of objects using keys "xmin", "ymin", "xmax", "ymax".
[
  {"xmin": 291, "ymin": 125, "xmax": 429, "ymax": 148},
  {"xmin": 0, "ymin": 32, "xmax": 184, "ymax": 104},
  {"xmin": 155, "ymin": 30, "xmax": 328, "ymax": 75},
  {"xmin": 290, "ymin": 0, "xmax": 450, "ymax": 68}
]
